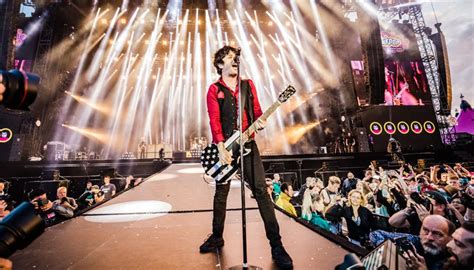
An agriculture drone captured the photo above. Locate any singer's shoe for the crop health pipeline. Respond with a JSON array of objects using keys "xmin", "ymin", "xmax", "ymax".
[
  {"xmin": 199, "ymin": 234, "xmax": 224, "ymax": 253},
  {"xmin": 272, "ymin": 245, "xmax": 293, "ymax": 269}
]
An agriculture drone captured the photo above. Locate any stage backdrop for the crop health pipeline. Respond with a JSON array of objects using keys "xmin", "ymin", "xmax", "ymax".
[{"xmin": 356, "ymin": 105, "xmax": 442, "ymax": 152}]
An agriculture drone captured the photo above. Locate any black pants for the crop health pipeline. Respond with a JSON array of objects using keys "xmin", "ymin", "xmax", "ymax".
[{"xmin": 211, "ymin": 141, "xmax": 282, "ymax": 248}]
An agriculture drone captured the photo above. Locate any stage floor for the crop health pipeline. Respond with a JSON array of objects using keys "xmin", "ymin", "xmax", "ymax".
[{"xmin": 11, "ymin": 164, "xmax": 348, "ymax": 269}]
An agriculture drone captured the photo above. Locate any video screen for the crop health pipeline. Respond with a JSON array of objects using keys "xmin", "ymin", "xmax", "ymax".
[
  {"xmin": 381, "ymin": 23, "xmax": 432, "ymax": 106},
  {"xmin": 350, "ymin": 22, "xmax": 432, "ymax": 106}
]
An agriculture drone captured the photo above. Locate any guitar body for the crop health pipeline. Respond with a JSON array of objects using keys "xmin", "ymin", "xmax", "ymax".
[
  {"xmin": 201, "ymin": 133, "xmax": 251, "ymax": 184},
  {"xmin": 200, "ymin": 85, "xmax": 296, "ymax": 184}
]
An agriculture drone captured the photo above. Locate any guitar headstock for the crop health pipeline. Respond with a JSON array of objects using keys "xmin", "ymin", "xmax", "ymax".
[{"xmin": 278, "ymin": 85, "xmax": 296, "ymax": 103}]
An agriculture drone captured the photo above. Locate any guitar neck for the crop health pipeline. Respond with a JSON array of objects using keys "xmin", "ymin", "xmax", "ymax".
[{"xmin": 242, "ymin": 101, "xmax": 281, "ymax": 142}]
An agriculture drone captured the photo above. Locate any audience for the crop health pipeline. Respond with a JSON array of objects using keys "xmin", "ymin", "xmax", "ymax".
[
  {"xmin": 100, "ymin": 175, "xmax": 116, "ymax": 200},
  {"xmin": 445, "ymin": 222, "xmax": 474, "ymax": 269},
  {"xmin": 276, "ymin": 183, "xmax": 297, "ymax": 217},
  {"xmin": 53, "ymin": 186, "xmax": 78, "ymax": 214},
  {"xmin": 272, "ymin": 173, "xmax": 282, "ymax": 196},
  {"xmin": 321, "ymin": 176, "xmax": 342, "ymax": 213},
  {"xmin": 326, "ymin": 189, "xmax": 375, "ymax": 247},
  {"xmin": 341, "ymin": 172, "xmax": 360, "ymax": 196},
  {"xmin": 271, "ymin": 159, "xmax": 473, "ymax": 270}
]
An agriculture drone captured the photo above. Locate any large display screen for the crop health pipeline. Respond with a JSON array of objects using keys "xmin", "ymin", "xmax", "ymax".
[
  {"xmin": 350, "ymin": 22, "xmax": 432, "ymax": 106},
  {"xmin": 381, "ymin": 23, "xmax": 431, "ymax": 106},
  {"xmin": 357, "ymin": 105, "xmax": 441, "ymax": 152}
]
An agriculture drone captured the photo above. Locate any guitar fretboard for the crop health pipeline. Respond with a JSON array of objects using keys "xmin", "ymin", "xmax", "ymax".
[{"xmin": 241, "ymin": 101, "xmax": 281, "ymax": 142}]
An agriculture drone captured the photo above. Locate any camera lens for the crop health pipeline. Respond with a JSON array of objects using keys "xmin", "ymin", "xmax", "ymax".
[{"xmin": 0, "ymin": 69, "xmax": 40, "ymax": 110}]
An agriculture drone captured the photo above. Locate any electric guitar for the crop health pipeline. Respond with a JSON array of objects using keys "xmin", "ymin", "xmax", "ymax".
[{"xmin": 200, "ymin": 85, "xmax": 296, "ymax": 184}]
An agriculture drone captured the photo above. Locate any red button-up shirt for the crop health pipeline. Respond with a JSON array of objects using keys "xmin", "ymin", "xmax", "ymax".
[{"xmin": 206, "ymin": 78, "xmax": 263, "ymax": 144}]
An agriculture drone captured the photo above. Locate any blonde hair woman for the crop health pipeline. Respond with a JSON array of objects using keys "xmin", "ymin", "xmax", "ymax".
[
  {"xmin": 301, "ymin": 188, "xmax": 330, "ymax": 231},
  {"xmin": 326, "ymin": 189, "xmax": 375, "ymax": 246}
]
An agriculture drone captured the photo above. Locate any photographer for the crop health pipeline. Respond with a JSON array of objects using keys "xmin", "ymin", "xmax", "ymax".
[
  {"xmin": 52, "ymin": 186, "xmax": 77, "ymax": 215},
  {"xmin": 29, "ymin": 189, "xmax": 58, "ymax": 226},
  {"xmin": 91, "ymin": 185, "xmax": 105, "ymax": 204},
  {"xmin": 76, "ymin": 181, "xmax": 95, "ymax": 209},
  {"xmin": 0, "ymin": 199, "xmax": 11, "ymax": 221}
]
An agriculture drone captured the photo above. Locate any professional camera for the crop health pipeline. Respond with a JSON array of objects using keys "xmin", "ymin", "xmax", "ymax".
[
  {"xmin": 394, "ymin": 236, "xmax": 415, "ymax": 253},
  {"xmin": 34, "ymin": 197, "xmax": 49, "ymax": 208},
  {"xmin": 0, "ymin": 69, "xmax": 40, "ymax": 110},
  {"xmin": 0, "ymin": 194, "xmax": 12, "ymax": 203},
  {"xmin": 0, "ymin": 202, "xmax": 44, "ymax": 257}
]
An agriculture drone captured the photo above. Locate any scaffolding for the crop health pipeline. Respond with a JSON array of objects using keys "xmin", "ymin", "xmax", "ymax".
[{"xmin": 407, "ymin": 5, "xmax": 454, "ymax": 144}]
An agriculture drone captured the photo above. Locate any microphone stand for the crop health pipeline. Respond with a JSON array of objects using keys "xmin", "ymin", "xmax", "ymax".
[{"xmin": 229, "ymin": 49, "xmax": 260, "ymax": 270}]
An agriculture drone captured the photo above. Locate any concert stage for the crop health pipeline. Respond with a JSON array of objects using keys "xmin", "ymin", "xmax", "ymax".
[{"xmin": 11, "ymin": 164, "xmax": 349, "ymax": 269}]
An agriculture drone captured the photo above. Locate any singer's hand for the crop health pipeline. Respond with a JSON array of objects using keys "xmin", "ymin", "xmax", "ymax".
[
  {"xmin": 255, "ymin": 118, "xmax": 266, "ymax": 131},
  {"xmin": 217, "ymin": 142, "xmax": 233, "ymax": 165}
]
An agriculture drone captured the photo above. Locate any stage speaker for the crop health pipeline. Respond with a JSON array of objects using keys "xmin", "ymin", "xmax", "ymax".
[
  {"xmin": 146, "ymin": 152, "xmax": 156, "ymax": 159},
  {"xmin": 146, "ymin": 144, "xmax": 156, "ymax": 152},
  {"xmin": 41, "ymin": 169, "xmax": 60, "ymax": 180},
  {"xmin": 268, "ymin": 162, "xmax": 285, "ymax": 173},
  {"xmin": 100, "ymin": 168, "xmax": 117, "ymax": 178},
  {"xmin": 8, "ymin": 134, "xmax": 31, "ymax": 161},
  {"xmin": 354, "ymin": 128, "xmax": 370, "ymax": 152}
]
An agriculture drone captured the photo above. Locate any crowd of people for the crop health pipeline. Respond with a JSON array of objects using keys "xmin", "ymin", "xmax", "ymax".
[
  {"xmin": 268, "ymin": 161, "xmax": 474, "ymax": 270},
  {"xmin": 0, "ymin": 174, "xmax": 142, "ymax": 226}
]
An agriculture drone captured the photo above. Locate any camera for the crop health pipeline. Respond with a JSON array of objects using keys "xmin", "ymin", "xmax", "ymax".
[
  {"xmin": 410, "ymin": 192, "xmax": 431, "ymax": 209},
  {"xmin": 0, "ymin": 194, "xmax": 12, "ymax": 203},
  {"xmin": 34, "ymin": 197, "xmax": 49, "ymax": 208},
  {"xmin": 394, "ymin": 236, "xmax": 415, "ymax": 253},
  {"xmin": 0, "ymin": 69, "xmax": 40, "ymax": 110}
]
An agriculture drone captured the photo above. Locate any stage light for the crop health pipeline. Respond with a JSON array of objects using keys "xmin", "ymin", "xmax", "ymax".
[
  {"xmin": 120, "ymin": 18, "xmax": 127, "ymax": 24},
  {"xmin": 267, "ymin": 21, "xmax": 273, "ymax": 26},
  {"xmin": 62, "ymin": 124, "xmax": 109, "ymax": 144},
  {"xmin": 101, "ymin": 18, "xmax": 108, "ymax": 25},
  {"xmin": 35, "ymin": 120, "xmax": 41, "ymax": 127}
]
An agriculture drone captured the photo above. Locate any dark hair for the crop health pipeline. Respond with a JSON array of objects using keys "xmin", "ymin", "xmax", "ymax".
[
  {"xmin": 28, "ymin": 188, "xmax": 46, "ymax": 200},
  {"xmin": 446, "ymin": 218, "xmax": 456, "ymax": 235},
  {"xmin": 281, "ymin": 183, "xmax": 291, "ymax": 193},
  {"xmin": 462, "ymin": 221, "xmax": 474, "ymax": 233},
  {"xmin": 213, "ymin": 45, "xmax": 238, "ymax": 75}
]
